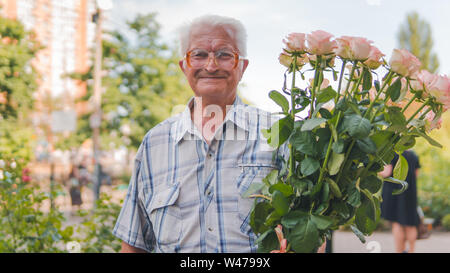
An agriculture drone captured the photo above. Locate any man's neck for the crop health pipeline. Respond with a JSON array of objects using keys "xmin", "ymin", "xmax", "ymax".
[{"xmin": 190, "ymin": 96, "xmax": 236, "ymax": 144}]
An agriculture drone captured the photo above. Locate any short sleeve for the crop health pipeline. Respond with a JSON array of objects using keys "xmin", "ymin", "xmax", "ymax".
[{"xmin": 112, "ymin": 141, "xmax": 155, "ymax": 252}]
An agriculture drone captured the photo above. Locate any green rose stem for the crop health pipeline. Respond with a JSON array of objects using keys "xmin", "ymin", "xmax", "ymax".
[
  {"xmin": 372, "ymin": 107, "xmax": 433, "ymax": 176},
  {"xmin": 375, "ymin": 78, "xmax": 407, "ymax": 117},
  {"xmin": 334, "ymin": 62, "xmax": 368, "ymax": 185},
  {"xmin": 343, "ymin": 62, "xmax": 357, "ymax": 100},
  {"xmin": 335, "ymin": 60, "xmax": 348, "ymax": 104},
  {"xmin": 402, "ymin": 79, "xmax": 427, "ymax": 115},
  {"xmin": 363, "ymin": 71, "xmax": 395, "ymax": 120},
  {"xmin": 310, "ymin": 55, "xmax": 322, "ymax": 117},
  {"xmin": 401, "ymin": 92, "xmax": 419, "ymax": 115},
  {"xmin": 317, "ymin": 60, "xmax": 351, "ymax": 187},
  {"xmin": 370, "ymin": 79, "xmax": 420, "ymax": 124},
  {"xmin": 288, "ymin": 54, "xmax": 298, "ymax": 178},
  {"xmin": 350, "ymin": 68, "xmax": 364, "ymax": 95},
  {"xmin": 248, "ymin": 194, "xmax": 272, "ymax": 202},
  {"xmin": 359, "ymin": 100, "xmax": 432, "ymax": 180},
  {"xmin": 417, "ymin": 107, "xmax": 433, "ymax": 120},
  {"xmin": 334, "ymin": 140, "xmax": 356, "ymax": 186},
  {"xmin": 406, "ymin": 99, "xmax": 431, "ymax": 124},
  {"xmin": 338, "ymin": 70, "xmax": 395, "ymax": 186}
]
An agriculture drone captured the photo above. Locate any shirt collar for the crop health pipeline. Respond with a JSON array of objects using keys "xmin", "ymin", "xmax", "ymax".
[{"xmin": 174, "ymin": 95, "xmax": 249, "ymax": 144}]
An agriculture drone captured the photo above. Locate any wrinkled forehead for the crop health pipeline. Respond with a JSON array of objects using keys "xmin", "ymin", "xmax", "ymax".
[{"xmin": 188, "ymin": 25, "xmax": 238, "ymax": 52}]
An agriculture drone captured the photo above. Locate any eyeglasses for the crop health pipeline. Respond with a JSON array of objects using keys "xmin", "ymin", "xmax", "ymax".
[{"xmin": 185, "ymin": 49, "xmax": 243, "ymax": 70}]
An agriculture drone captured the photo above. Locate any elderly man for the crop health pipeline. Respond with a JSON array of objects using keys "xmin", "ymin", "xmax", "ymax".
[{"xmin": 113, "ymin": 15, "xmax": 286, "ymax": 253}]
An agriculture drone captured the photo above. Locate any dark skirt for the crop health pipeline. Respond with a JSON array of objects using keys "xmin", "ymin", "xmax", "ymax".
[
  {"xmin": 380, "ymin": 150, "xmax": 420, "ymax": 226},
  {"xmin": 70, "ymin": 187, "xmax": 83, "ymax": 206}
]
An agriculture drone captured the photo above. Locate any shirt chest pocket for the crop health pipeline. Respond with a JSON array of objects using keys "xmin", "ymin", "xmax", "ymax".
[
  {"xmin": 146, "ymin": 185, "xmax": 181, "ymax": 247},
  {"xmin": 236, "ymin": 161, "xmax": 279, "ymax": 234}
]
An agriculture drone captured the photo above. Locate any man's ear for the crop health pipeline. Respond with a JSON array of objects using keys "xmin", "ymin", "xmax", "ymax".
[
  {"xmin": 179, "ymin": 60, "xmax": 187, "ymax": 74},
  {"xmin": 242, "ymin": 59, "xmax": 249, "ymax": 74},
  {"xmin": 239, "ymin": 59, "xmax": 249, "ymax": 80}
]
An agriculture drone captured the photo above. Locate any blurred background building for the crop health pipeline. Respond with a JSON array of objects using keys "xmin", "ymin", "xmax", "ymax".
[
  {"xmin": 0, "ymin": 0, "xmax": 102, "ymax": 183},
  {"xmin": 0, "ymin": 0, "xmax": 96, "ymax": 115}
]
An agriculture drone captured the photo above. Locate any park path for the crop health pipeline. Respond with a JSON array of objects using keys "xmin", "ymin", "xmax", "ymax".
[{"xmin": 332, "ymin": 230, "xmax": 450, "ymax": 253}]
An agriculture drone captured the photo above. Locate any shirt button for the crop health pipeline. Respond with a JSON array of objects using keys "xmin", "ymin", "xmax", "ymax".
[{"xmin": 208, "ymin": 227, "xmax": 213, "ymax": 232}]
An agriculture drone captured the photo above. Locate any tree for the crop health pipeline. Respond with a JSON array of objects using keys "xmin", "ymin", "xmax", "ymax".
[
  {"xmin": 0, "ymin": 13, "xmax": 40, "ymax": 162},
  {"xmin": 0, "ymin": 15, "xmax": 39, "ymax": 120},
  {"xmin": 63, "ymin": 13, "xmax": 192, "ymax": 152},
  {"xmin": 397, "ymin": 11, "xmax": 439, "ymax": 73}
]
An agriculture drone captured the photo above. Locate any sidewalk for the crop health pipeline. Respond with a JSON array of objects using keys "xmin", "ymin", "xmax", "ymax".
[{"xmin": 332, "ymin": 230, "xmax": 450, "ymax": 253}]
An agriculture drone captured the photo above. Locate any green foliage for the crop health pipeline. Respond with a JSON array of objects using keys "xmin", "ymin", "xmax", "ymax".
[
  {"xmin": 0, "ymin": 168, "xmax": 124, "ymax": 252},
  {"xmin": 0, "ymin": 13, "xmax": 38, "ymax": 166},
  {"xmin": 0, "ymin": 119, "xmax": 35, "ymax": 162},
  {"xmin": 442, "ymin": 214, "xmax": 450, "ymax": 231},
  {"xmin": 0, "ymin": 159, "xmax": 73, "ymax": 253},
  {"xmin": 0, "ymin": 155, "xmax": 124, "ymax": 253},
  {"xmin": 0, "ymin": 15, "xmax": 39, "ymax": 120},
  {"xmin": 74, "ymin": 193, "xmax": 123, "ymax": 253},
  {"xmin": 62, "ymin": 13, "xmax": 192, "ymax": 152},
  {"xmin": 414, "ymin": 114, "xmax": 450, "ymax": 225},
  {"xmin": 269, "ymin": 90, "xmax": 289, "ymax": 113},
  {"xmin": 397, "ymin": 11, "xmax": 439, "ymax": 73}
]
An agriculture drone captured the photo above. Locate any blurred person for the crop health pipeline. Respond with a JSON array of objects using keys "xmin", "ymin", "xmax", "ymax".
[
  {"xmin": 68, "ymin": 165, "xmax": 82, "ymax": 213},
  {"xmin": 99, "ymin": 164, "xmax": 112, "ymax": 186},
  {"xmin": 78, "ymin": 162, "xmax": 91, "ymax": 187},
  {"xmin": 113, "ymin": 15, "xmax": 325, "ymax": 253},
  {"xmin": 379, "ymin": 149, "xmax": 421, "ymax": 253}
]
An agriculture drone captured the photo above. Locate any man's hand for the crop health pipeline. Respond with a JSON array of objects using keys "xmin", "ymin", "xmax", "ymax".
[
  {"xmin": 317, "ymin": 241, "xmax": 326, "ymax": 253},
  {"xmin": 120, "ymin": 241, "xmax": 148, "ymax": 253},
  {"xmin": 378, "ymin": 164, "xmax": 393, "ymax": 178}
]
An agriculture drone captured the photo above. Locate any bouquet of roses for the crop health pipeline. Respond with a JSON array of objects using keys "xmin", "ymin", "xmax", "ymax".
[{"xmin": 247, "ymin": 30, "xmax": 449, "ymax": 253}]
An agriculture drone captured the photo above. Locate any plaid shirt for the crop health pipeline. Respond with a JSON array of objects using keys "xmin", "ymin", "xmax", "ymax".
[{"xmin": 113, "ymin": 96, "xmax": 287, "ymax": 253}]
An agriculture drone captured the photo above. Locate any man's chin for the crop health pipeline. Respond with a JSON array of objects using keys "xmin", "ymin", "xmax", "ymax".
[
  {"xmin": 193, "ymin": 87, "xmax": 234, "ymax": 101},
  {"xmin": 195, "ymin": 85, "xmax": 227, "ymax": 95}
]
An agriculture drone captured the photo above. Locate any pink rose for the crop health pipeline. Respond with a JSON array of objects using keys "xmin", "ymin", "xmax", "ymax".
[
  {"xmin": 335, "ymin": 36, "xmax": 372, "ymax": 61},
  {"xmin": 306, "ymin": 30, "xmax": 337, "ymax": 55},
  {"xmin": 279, "ymin": 52, "xmax": 291, "ymax": 67},
  {"xmin": 389, "ymin": 49, "xmax": 421, "ymax": 77},
  {"xmin": 308, "ymin": 54, "xmax": 335, "ymax": 67},
  {"xmin": 424, "ymin": 111, "xmax": 442, "ymax": 132},
  {"xmin": 410, "ymin": 70, "xmax": 437, "ymax": 94},
  {"xmin": 283, "ymin": 33, "xmax": 307, "ymax": 52},
  {"xmin": 279, "ymin": 51, "xmax": 308, "ymax": 68},
  {"xmin": 428, "ymin": 74, "xmax": 450, "ymax": 105},
  {"xmin": 364, "ymin": 46, "xmax": 385, "ymax": 69}
]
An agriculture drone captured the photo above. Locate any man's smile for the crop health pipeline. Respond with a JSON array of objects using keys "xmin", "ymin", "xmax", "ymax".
[{"xmin": 198, "ymin": 76, "xmax": 226, "ymax": 79}]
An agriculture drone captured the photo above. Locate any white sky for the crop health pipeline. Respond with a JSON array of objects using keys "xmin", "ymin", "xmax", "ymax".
[{"xmin": 110, "ymin": 0, "xmax": 450, "ymax": 113}]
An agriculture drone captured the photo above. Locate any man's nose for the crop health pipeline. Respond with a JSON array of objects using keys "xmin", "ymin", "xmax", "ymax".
[{"xmin": 204, "ymin": 54, "xmax": 219, "ymax": 72}]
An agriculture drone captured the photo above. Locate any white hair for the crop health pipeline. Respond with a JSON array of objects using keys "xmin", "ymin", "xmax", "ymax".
[{"xmin": 178, "ymin": 14, "xmax": 247, "ymax": 57}]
